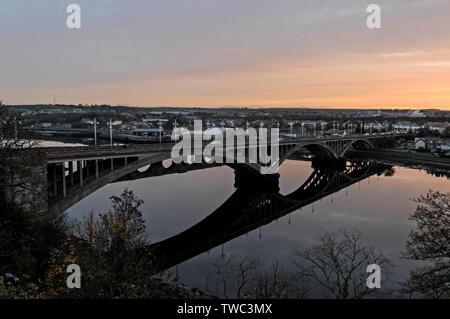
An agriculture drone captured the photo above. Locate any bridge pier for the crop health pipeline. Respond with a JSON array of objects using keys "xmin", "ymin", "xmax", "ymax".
[
  {"xmin": 52, "ymin": 164, "xmax": 57, "ymax": 196},
  {"xmin": 69, "ymin": 161, "xmax": 74, "ymax": 186},
  {"xmin": 95, "ymin": 159, "xmax": 99, "ymax": 179},
  {"xmin": 78, "ymin": 160, "xmax": 83, "ymax": 187},
  {"xmin": 61, "ymin": 163, "xmax": 66, "ymax": 198}
]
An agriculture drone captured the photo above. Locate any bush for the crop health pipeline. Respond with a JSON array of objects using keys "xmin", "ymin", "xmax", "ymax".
[{"xmin": 43, "ymin": 189, "xmax": 157, "ymax": 298}]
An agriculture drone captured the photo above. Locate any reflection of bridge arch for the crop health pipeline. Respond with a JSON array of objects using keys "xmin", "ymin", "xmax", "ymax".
[{"xmin": 148, "ymin": 161, "xmax": 389, "ymax": 272}]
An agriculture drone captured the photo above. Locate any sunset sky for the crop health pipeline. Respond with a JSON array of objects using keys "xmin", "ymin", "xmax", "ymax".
[{"xmin": 1, "ymin": 0, "xmax": 450, "ymax": 109}]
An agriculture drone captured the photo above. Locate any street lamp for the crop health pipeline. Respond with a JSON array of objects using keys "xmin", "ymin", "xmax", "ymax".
[
  {"xmin": 158, "ymin": 119, "xmax": 163, "ymax": 144},
  {"xmin": 93, "ymin": 117, "xmax": 97, "ymax": 148},
  {"xmin": 109, "ymin": 118, "xmax": 113, "ymax": 148},
  {"xmin": 173, "ymin": 120, "xmax": 178, "ymax": 141}
]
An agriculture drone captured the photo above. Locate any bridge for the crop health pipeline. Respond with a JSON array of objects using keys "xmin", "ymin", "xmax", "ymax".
[{"xmin": 42, "ymin": 134, "xmax": 399, "ymax": 214}]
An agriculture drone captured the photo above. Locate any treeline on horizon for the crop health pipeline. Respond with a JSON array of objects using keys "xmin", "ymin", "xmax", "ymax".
[{"xmin": 4, "ymin": 103, "xmax": 450, "ymax": 113}]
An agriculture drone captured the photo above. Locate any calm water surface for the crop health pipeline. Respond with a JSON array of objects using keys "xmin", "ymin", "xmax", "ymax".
[{"xmin": 66, "ymin": 159, "xmax": 449, "ymax": 295}]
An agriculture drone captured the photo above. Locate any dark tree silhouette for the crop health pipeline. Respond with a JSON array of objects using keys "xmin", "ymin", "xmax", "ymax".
[
  {"xmin": 0, "ymin": 106, "xmax": 66, "ymax": 280},
  {"xmin": 293, "ymin": 229, "xmax": 393, "ymax": 299},
  {"xmin": 402, "ymin": 190, "xmax": 450, "ymax": 298}
]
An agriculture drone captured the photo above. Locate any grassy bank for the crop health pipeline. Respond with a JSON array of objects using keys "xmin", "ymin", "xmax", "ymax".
[{"xmin": 374, "ymin": 150, "xmax": 450, "ymax": 163}]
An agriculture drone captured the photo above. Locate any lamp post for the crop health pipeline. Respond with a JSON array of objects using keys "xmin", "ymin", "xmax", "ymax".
[
  {"xmin": 14, "ymin": 117, "xmax": 18, "ymax": 141},
  {"xmin": 158, "ymin": 119, "xmax": 163, "ymax": 144},
  {"xmin": 109, "ymin": 118, "xmax": 113, "ymax": 148},
  {"xmin": 173, "ymin": 120, "xmax": 178, "ymax": 141},
  {"xmin": 93, "ymin": 117, "xmax": 97, "ymax": 148}
]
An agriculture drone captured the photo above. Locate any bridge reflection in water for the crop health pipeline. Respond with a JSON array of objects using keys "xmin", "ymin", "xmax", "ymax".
[{"xmin": 146, "ymin": 160, "xmax": 391, "ymax": 273}]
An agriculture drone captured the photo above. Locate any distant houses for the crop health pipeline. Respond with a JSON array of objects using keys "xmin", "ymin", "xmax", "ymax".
[{"xmin": 415, "ymin": 137, "xmax": 450, "ymax": 154}]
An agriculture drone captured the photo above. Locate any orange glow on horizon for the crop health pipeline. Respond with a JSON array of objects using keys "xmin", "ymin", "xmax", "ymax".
[{"xmin": 37, "ymin": 49, "xmax": 450, "ymax": 110}]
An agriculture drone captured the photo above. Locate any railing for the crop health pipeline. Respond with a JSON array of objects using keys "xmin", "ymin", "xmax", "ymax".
[{"xmin": 42, "ymin": 133, "xmax": 402, "ymax": 158}]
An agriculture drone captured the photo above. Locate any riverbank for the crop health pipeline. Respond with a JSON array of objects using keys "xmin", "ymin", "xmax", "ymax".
[{"xmin": 347, "ymin": 149, "xmax": 450, "ymax": 170}]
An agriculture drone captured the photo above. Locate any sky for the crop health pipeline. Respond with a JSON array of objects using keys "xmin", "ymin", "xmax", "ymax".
[{"xmin": 1, "ymin": 0, "xmax": 450, "ymax": 109}]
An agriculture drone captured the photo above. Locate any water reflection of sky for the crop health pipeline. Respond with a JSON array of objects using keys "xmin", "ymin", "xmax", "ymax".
[{"xmin": 67, "ymin": 160, "xmax": 449, "ymax": 295}]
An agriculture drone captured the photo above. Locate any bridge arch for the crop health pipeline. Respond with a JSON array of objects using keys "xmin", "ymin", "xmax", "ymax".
[
  {"xmin": 278, "ymin": 142, "xmax": 338, "ymax": 167},
  {"xmin": 340, "ymin": 138, "xmax": 374, "ymax": 157}
]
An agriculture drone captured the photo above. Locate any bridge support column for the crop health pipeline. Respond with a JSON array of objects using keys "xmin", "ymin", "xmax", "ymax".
[
  {"xmin": 52, "ymin": 163, "xmax": 57, "ymax": 196},
  {"xmin": 78, "ymin": 160, "xmax": 83, "ymax": 187},
  {"xmin": 95, "ymin": 159, "xmax": 99, "ymax": 179},
  {"xmin": 69, "ymin": 161, "xmax": 74, "ymax": 186},
  {"xmin": 61, "ymin": 162, "xmax": 66, "ymax": 198},
  {"xmin": 111, "ymin": 158, "xmax": 114, "ymax": 172},
  {"xmin": 125, "ymin": 157, "xmax": 128, "ymax": 166}
]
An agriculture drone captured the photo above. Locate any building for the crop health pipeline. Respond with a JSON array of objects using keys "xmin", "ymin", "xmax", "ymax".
[
  {"xmin": 415, "ymin": 137, "xmax": 444, "ymax": 152},
  {"xmin": 415, "ymin": 138, "xmax": 426, "ymax": 150}
]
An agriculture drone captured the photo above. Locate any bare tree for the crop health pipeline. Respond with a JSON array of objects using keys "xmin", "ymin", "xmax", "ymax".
[
  {"xmin": 205, "ymin": 254, "xmax": 307, "ymax": 299},
  {"xmin": 240, "ymin": 261, "xmax": 308, "ymax": 299},
  {"xmin": 236, "ymin": 256, "xmax": 260, "ymax": 298},
  {"xmin": 211, "ymin": 252, "xmax": 235, "ymax": 298},
  {"xmin": 293, "ymin": 229, "xmax": 393, "ymax": 299},
  {"xmin": 0, "ymin": 106, "xmax": 66, "ymax": 281},
  {"xmin": 402, "ymin": 190, "xmax": 450, "ymax": 298},
  {"xmin": 0, "ymin": 106, "xmax": 43, "ymax": 208}
]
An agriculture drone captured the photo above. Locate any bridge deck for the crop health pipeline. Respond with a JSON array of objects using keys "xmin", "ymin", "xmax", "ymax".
[{"xmin": 43, "ymin": 133, "xmax": 400, "ymax": 162}]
